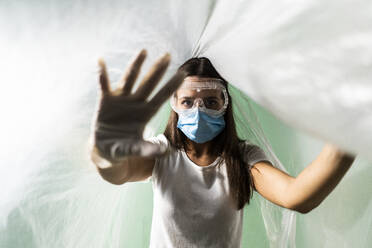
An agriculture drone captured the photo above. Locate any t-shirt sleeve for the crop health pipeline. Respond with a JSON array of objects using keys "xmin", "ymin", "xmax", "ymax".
[
  {"xmin": 240, "ymin": 141, "xmax": 273, "ymax": 169},
  {"xmin": 140, "ymin": 134, "xmax": 169, "ymax": 183}
]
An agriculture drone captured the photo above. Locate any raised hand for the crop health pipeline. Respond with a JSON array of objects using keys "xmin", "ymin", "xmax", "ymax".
[{"xmin": 92, "ymin": 49, "xmax": 186, "ymax": 162}]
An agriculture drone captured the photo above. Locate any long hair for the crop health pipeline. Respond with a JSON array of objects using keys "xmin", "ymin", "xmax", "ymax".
[{"xmin": 164, "ymin": 57, "xmax": 254, "ymax": 210}]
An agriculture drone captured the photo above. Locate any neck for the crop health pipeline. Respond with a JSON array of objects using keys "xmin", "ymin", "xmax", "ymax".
[{"xmin": 185, "ymin": 139, "xmax": 215, "ymax": 158}]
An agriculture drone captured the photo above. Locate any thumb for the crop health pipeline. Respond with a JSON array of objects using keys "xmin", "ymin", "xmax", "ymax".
[
  {"xmin": 130, "ymin": 140, "xmax": 168, "ymax": 157},
  {"xmin": 108, "ymin": 139, "xmax": 168, "ymax": 159}
]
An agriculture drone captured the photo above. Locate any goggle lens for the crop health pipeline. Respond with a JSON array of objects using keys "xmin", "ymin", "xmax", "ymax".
[
  {"xmin": 177, "ymin": 96, "xmax": 224, "ymax": 110},
  {"xmin": 170, "ymin": 77, "xmax": 229, "ymax": 117}
]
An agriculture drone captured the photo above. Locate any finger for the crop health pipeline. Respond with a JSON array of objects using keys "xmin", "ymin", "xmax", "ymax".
[
  {"xmin": 133, "ymin": 53, "xmax": 170, "ymax": 100},
  {"xmin": 120, "ymin": 49, "xmax": 147, "ymax": 96},
  {"xmin": 104, "ymin": 139, "xmax": 167, "ymax": 159},
  {"xmin": 148, "ymin": 70, "xmax": 187, "ymax": 109},
  {"xmin": 98, "ymin": 58, "xmax": 111, "ymax": 94},
  {"xmin": 130, "ymin": 140, "xmax": 168, "ymax": 157}
]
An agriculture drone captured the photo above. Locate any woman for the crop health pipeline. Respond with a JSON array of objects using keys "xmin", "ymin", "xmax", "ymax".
[{"xmin": 90, "ymin": 49, "xmax": 356, "ymax": 247}]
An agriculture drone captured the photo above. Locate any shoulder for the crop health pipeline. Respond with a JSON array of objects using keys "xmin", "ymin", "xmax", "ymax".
[
  {"xmin": 239, "ymin": 140, "xmax": 273, "ymax": 169},
  {"xmin": 238, "ymin": 140, "xmax": 265, "ymax": 154}
]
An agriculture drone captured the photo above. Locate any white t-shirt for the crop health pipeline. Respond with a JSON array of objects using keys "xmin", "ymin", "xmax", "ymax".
[{"xmin": 146, "ymin": 134, "xmax": 272, "ymax": 248}]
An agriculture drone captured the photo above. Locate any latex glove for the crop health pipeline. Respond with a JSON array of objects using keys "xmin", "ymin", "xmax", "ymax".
[{"xmin": 91, "ymin": 49, "xmax": 186, "ymax": 163}]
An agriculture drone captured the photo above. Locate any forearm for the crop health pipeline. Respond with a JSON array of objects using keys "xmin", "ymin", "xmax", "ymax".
[
  {"xmin": 91, "ymin": 146, "xmax": 131, "ymax": 184},
  {"xmin": 288, "ymin": 144, "xmax": 356, "ymax": 213}
]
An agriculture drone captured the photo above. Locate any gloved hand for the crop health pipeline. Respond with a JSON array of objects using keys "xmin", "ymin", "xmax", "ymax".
[{"xmin": 91, "ymin": 49, "xmax": 186, "ymax": 163}]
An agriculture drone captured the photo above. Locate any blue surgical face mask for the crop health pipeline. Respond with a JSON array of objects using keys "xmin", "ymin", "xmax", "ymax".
[{"xmin": 177, "ymin": 107, "xmax": 226, "ymax": 143}]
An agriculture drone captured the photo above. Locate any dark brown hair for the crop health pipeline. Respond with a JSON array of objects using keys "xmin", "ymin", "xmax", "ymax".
[{"xmin": 164, "ymin": 57, "xmax": 254, "ymax": 210}]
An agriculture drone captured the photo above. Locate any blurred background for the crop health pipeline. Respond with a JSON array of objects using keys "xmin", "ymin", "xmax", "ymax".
[{"xmin": 0, "ymin": 0, "xmax": 371, "ymax": 247}]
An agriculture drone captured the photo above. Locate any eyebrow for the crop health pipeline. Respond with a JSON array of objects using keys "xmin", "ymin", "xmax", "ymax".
[
  {"xmin": 178, "ymin": 96, "xmax": 221, "ymax": 101},
  {"xmin": 178, "ymin": 96, "xmax": 194, "ymax": 100},
  {"xmin": 178, "ymin": 95, "xmax": 220, "ymax": 98}
]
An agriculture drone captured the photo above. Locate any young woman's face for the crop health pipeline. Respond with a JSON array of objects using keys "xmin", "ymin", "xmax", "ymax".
[{"xmin": 175, "ymin": 77, "xmax": 225, "ymax": 111}]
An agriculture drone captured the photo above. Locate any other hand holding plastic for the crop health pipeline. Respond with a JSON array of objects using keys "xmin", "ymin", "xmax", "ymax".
[{"xmin": 92, "ymin": 50, "xmax": 186, "ymax": 163}]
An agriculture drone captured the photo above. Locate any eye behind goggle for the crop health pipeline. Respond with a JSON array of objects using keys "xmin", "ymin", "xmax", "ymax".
[
  {"xmin": 171, "ymin": 95, "xmax": 228, "ymax": 118},
  {"xmin": 178, "ymin": 96, "xmax": 223, "ymax": 110}
]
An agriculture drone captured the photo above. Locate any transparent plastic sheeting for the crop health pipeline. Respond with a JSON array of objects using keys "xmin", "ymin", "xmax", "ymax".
[{"xmin": 0, "ymin": 0, "xmax": 371, "ymax": 247}]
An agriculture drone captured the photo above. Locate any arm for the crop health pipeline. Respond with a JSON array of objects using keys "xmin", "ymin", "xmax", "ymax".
[{"xmin": 251, "ymin": 144, "xmax": 356, "ymax": 214}]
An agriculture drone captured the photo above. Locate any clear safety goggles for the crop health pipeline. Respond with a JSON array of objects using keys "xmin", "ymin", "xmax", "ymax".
[{"xmin": 170, "ymin": 77, "xmax": 229, "ymax": 117}]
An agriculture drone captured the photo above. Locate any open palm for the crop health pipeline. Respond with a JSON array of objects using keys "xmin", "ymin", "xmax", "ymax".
[{"xmin": 93, "ymin": 49, "xmax": 186, "ymax": 161}]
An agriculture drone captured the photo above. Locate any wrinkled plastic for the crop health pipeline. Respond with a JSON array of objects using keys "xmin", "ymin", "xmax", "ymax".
[{"xmin": 1, "ymin": 0, "xmax": 371, "ymax": 247}]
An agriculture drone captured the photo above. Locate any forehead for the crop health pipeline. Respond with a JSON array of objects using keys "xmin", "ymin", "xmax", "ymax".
[
  {"xmin": 176, "ymin": 76, "xmax": 224, "ymax": 98},
  {"xmin": 176, "ymin": 88, "xmax": 222, "ymax": 98}
]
